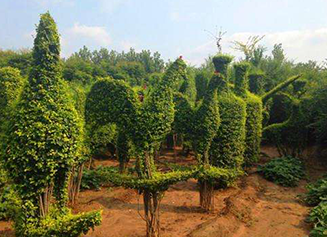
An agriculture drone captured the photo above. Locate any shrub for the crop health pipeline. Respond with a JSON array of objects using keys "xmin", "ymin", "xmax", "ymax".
[
  {"xmin": 0, "ymin": 185, "xmax": 20, "ymax": 221},
  {"xmin": 258, "ymin": 156, "xmax": 305, "ymax": 187},
  {"xmin": 0, "ymin": 66, "xmax": 24, "ymax": 123},
  {"xmin": 304, "ymin": 177, "xmax": 327, "ymax": 206},
  {"xmin": 80, "ymin": 166, "xmax": 120, "ymax": 190},
  {"xmin": 308, "ymin": 201, "xmax": 327, "ymax": 237}
]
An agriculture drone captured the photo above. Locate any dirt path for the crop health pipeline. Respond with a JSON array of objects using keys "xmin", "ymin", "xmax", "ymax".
[
  {"xmin": 70, "ymin": 167, "xmax": 310, "ymax": 237},
  {"xmin": 0, "ymin": 147, "xmax": 321, "ymax": 237}
]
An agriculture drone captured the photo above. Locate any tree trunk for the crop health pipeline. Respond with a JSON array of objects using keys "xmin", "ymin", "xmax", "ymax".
[
  {"xmin": 173, "ymin": 133, "xmax": 177, "ymax": 160},
  {"xmin": 199, "ymin": 180, "xmax": 214, "ymax": 212},
  {"xmin": 143, "ymin": 190, "xmax": 161, "ymax": 237},
  {"xmin": 68, "ymin": 164, "xmax": 84, "ymax": 205}
]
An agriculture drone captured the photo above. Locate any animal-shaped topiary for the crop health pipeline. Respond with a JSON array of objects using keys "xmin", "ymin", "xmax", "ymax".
[{"xmin": 86, "ymin": 57, "xmax": 190, "ymax": 237}]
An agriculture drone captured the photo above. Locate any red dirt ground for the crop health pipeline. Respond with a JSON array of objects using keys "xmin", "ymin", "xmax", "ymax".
[{"xmin": 0, "ymin": 146, "xmax": 325, "ymax": 237}]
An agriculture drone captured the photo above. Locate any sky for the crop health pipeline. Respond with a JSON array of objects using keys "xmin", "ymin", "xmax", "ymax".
[{"xmin": 1, "ymin": 0, "xmax": 327, "ymax": 65}]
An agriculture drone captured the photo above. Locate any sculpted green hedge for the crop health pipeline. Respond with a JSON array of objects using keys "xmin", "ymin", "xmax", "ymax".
[
  {"xmin": 209, "ymin": 55, "xmax": 247, "ymax": 170},
  {"xmin": 233, "ymin": 62, "xmax": 263, "ymax": 166},
  {"xmin": 1, "ymin": 12, "xmax": 101, "ymax": 236}
]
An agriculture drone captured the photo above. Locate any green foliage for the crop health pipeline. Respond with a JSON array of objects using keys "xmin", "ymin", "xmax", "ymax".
[
  {"xmin": 173, "ymin": 93, "xmax": 194, "ymax": 138},
  {"xmin": 212, "ymin": 54, "xmax": 233, "ymax": 76},
  {"xmin": 258, "ymin": 156, "xmax": 305, "ymax": 187},
  {"xmin": 116, "ymin": 61, "xmax": 146, "ymax": 86},
  {"xmin": 267, "ymin": 92, "xmax": 292, "ymax": 124},
  {"xmin": 243, "ymin": 92, "xmax": 263, "ymax": 165},
  {"xmin": 0, "ymin": 49, "xmax": 32, "ymax": 76},
  {"xmin": 234, "ymin": 61, "xmax": 251, "ymax": 97},
  {"xmin": 194, "ymin": 165, "xmax": 242, "ymax": 186},
  {"xmin": 304, "ymin": 177, "xmax": 327, "ymax": 206},
  {"xmin": 179, "ymin": 71, "xmax": 197, "ymax": 103},
  {"xmin": 209, "ymin": 93, "xmax": 246, "ymax": 169},
  {"xmin": 263, "ymin": 100, "xmax": 307, "ymax": 157},
  {"xmin": 2, "ymin": 11, "xmax": 81, "ymax": 207},
  {"xmin": 14, "ymin": 206, "xmax": 102, "ymax": 237},
  {"xmin": 308, "ymin": 201, "xmax": 327, "ymax": 237},
  {"xmin": 0, "ymin": 67, "xmax": 24, "ymax": 124},
  {"xmin": 190, "ymin": 71, "xmax": 226, "ymax": 167},
  {"xmin": 104, "ymin": 169, "xmax": 194, "ymax": 193},
  {"xmin": 0, "ymin": 185, "xmax": 20, "ymax": 221},
  {"xmin": 88, "ymin": 123, "xmax": 117, "ymax": 155},
  {"xmin": 248, "ymin": 71, "xmax": 264, "ymax": 95},
  {"xmin": 81, "ymin": 166, "xmax": 120, "ymax": 190},
  {"xmin": 261, "ymin": 74, "xmax": 302, "ymax": 104},
  {"xmin": 1, "ymin": 12, "xmax": 101, "ymax": 236},
  {"xmin": 195, "ymin": 71, "xmax": 210, "ymax": 101},
  {"xmin": 86, "ymin": 77, "xmax": 139, "ymax": 138}
]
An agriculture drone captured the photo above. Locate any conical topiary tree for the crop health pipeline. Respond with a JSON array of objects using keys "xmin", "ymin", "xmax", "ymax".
[{"xmin": 1, "ymin": 12, "xmax": 101, "ymax": 236}]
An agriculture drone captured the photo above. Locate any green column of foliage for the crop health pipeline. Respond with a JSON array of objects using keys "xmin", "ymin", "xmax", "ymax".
[
  {"xmin": 1, "ymin": 12, "xmax": 101, "ymax": 236},
  {"xmin": 234, "ymin": 62, "xmax": 263, "ymax": 166},
  {"xmin": 209, "ymin": 55, "xmax": 247, "ymax": 171},
  {"xmin": 135, "ymin": 58, "xmax": 187, "ymax": 176}
]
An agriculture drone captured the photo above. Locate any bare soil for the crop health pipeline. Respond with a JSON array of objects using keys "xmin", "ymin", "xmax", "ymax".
[{"xmin": 1, "ymin": 146, "xmax": 325, "ymax": 237}]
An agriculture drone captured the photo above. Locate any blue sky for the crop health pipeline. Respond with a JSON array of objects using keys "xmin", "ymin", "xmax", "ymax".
[{"xmin": 1, "ymin": 0, "xmax": 327, "ymax": 65}]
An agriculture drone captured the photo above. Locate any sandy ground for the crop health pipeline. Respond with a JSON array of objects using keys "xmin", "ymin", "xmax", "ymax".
[{"xmin": 0, "ymin": 146, "xmax": 325, "ymax": 237}]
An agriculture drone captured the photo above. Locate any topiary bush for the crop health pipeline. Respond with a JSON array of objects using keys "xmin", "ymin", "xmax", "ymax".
[
  {"xmin": 233, "ymin": 62, "xmax": 263, "ymax": 166},
  {"xmin": 258, "ymin": 156, "xmax": 305, "ymax": 187},
  {"xmin": 1, "ymin": 12, "xmax": 101, "ymax": 236},
  {"xmin": 209, "ymin": 59, "xmax": 247, "ymax": 171},
  {"xmin": 86, "ymin": 57, "xmax": 187, "ymax": 237}
]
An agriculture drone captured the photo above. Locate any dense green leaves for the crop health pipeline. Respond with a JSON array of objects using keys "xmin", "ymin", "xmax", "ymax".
[
  {"xmin": 1, "ymin": 12, "xmax": 101, "ymax": 236},
  {"xmin": 258, "ymin": 156, "xmax": 305, "ymax": 187}
]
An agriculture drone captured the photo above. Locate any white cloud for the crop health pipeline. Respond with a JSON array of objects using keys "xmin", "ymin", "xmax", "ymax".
[
  {"xmin": 70, "ymin": 23, "xmax": 111, "ymax": 46},
  {"xmin": 185, "ymin": 28, "xmax": 327, "ymax": 66}
]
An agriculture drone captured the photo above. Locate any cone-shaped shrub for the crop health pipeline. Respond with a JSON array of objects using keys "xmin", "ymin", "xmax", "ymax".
[{"xmin": 1, "ymin": 12, "xmax": 101, "ymax": 236}]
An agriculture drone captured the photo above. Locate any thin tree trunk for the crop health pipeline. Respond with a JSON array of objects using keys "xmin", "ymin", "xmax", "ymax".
[
  {"xmin": 173, "ymin": 133, "xmax": 177, "ymax": 160},
  {"xmin": 68, "ymin": 164, "xmax": 84, "ymax": 205},
  {"xmin": 143, "ymin": 190, "xmax": 161, "ymax": 237}
]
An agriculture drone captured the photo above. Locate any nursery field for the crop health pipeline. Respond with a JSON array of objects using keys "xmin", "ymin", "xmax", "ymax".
[
  {"xmin": 1, "ymin": 146, "xmax": 325, "ymax": 237},
  {"xmin": 1, "ymin": 10, "xmax": 327, "ymax": 237}
]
